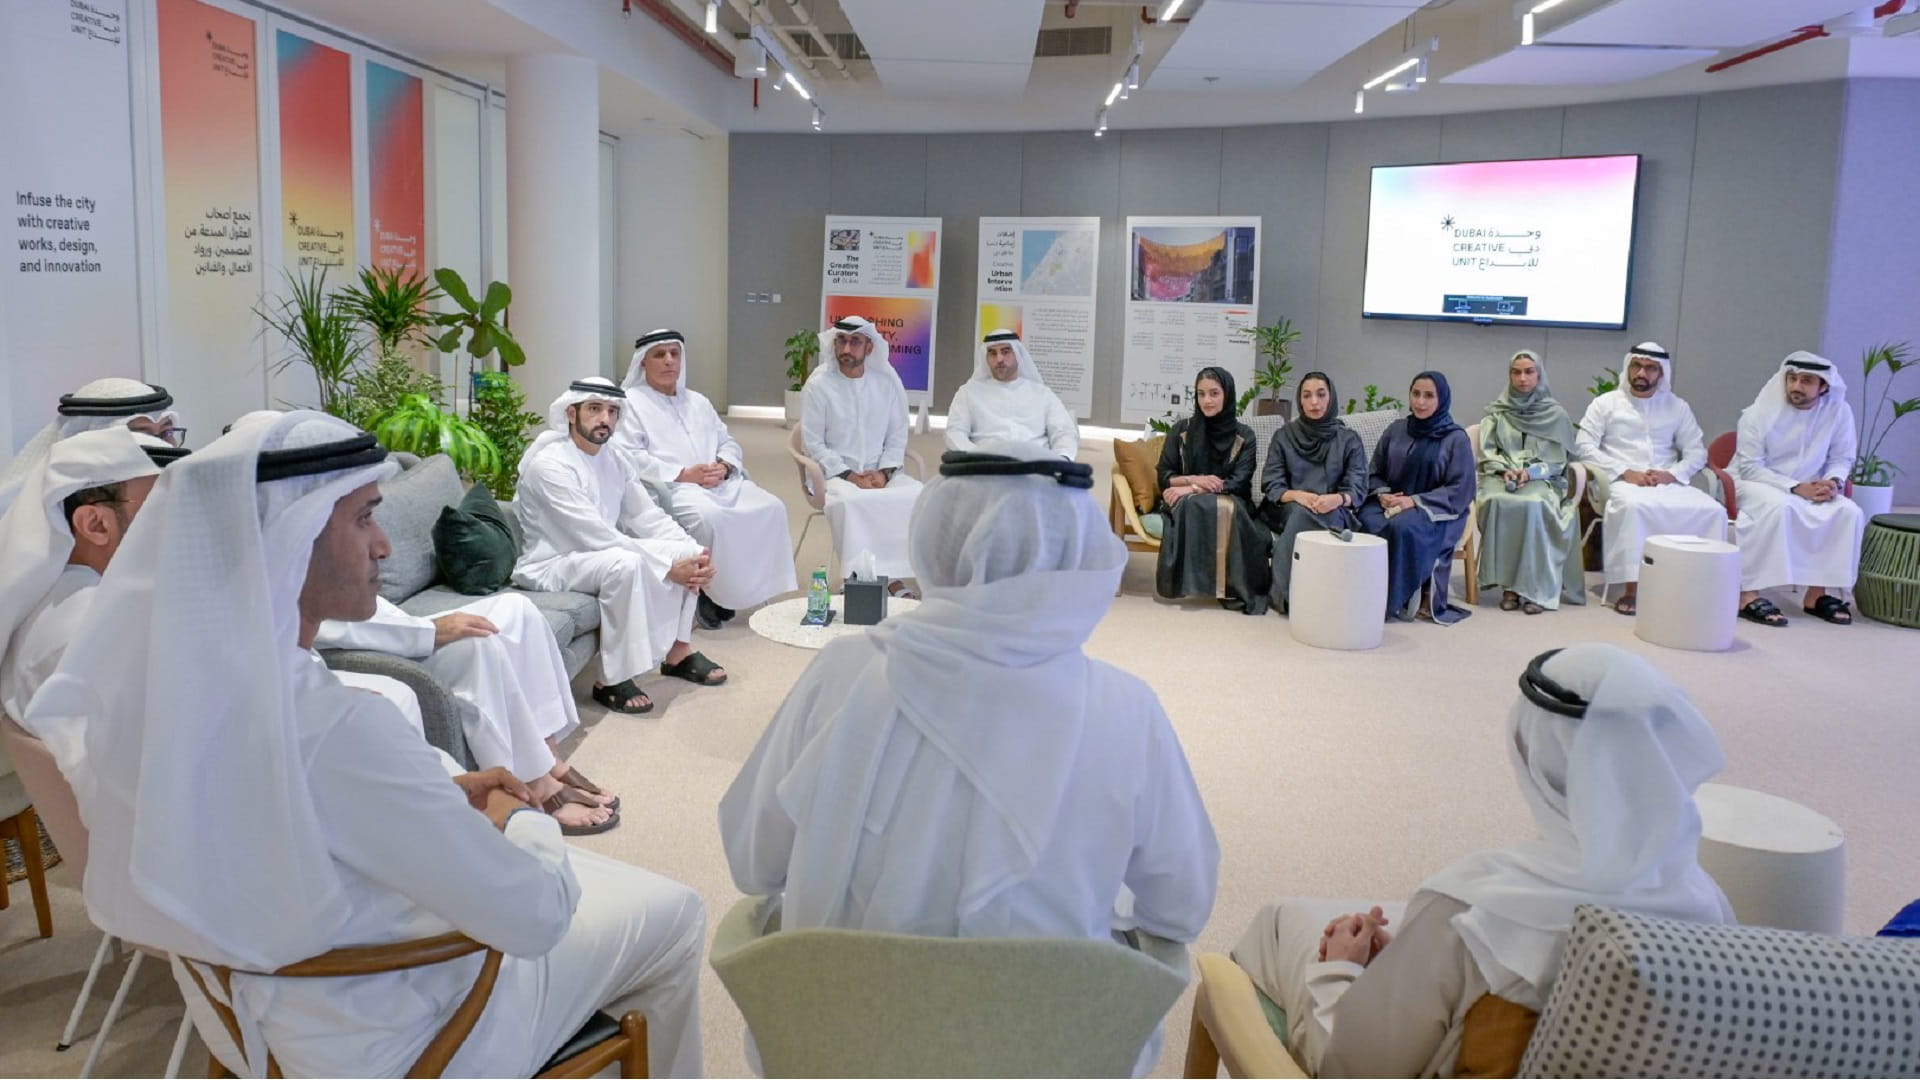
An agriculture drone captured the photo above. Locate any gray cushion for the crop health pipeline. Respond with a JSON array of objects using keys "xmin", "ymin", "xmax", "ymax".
[
  {"xmin": 398, "ymin": 586, "xmax": 600, "ymax": 645},
  {"xmin": 1520, "ymin": 905, "xmax": 1920, "ymax": 1078},
  {"xmin": 375, "ymin": 455, "xmax": 466, "ymax": 602},
  {"xmin": 1246, "ymin": 408, "xmax": 1400, "ymax": 509}
]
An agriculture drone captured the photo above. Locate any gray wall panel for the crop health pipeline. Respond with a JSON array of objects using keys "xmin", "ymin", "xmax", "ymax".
[
  {"xmin": 727, "ymin": 77, "xmax": 1909, "ymax": 492},
  {"xmin": 1676, "ymin": 82, "xmax": 1845, "ymax": 445}
]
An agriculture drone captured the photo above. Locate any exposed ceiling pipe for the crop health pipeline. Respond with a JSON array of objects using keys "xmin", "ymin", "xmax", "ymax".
[
  {"xmin": 1706, "ymin": 1, "xmax": 1905, "ymax": 73},
  {"xmin": 628, "ymin": 0, "xmax": 738, "ymax": 73},
  {"xmin": 729, "ymin": 0, "xmax": 822, "ymax": 80},
  {"xmin": 775, "ymin": 0, "xmax": 851, "ymax": 79}
]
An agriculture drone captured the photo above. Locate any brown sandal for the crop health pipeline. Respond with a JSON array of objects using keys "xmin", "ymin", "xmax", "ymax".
[
  {"xmin": 558, "ymin": 767, "xmax": 618, "ymax": 813},
  {"xmin": 541, "ymin": 786, "xmax": 620, "ymax": 836}
]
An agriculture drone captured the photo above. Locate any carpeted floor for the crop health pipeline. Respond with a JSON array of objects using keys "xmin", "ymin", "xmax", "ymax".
[{"xmin": 2, "ymin": 417, "xmax": 1914, "ymax": 1078}]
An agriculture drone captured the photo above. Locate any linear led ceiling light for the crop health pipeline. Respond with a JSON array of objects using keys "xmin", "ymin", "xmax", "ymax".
[
  {"xmin": 785, "ymin": 70, "xmax": 811, "ymax": 99},
  {"xmin": 1105, "ymin": 81, "xmax": 1124, "ymax": 107},
  {"xmin": 1354, "ymin": 89, "xmax": 1364, "ymax": 114},
  {"xmin": 1520, "ymin": 0, "xmax": 1569, "ymax": 46},
  {"xmin": 1363, "ymin": 56, "xmax": 1419, "ymax": 91},
  {"xmin": 1160, "ymin": 0, "xmax": 1186, "ymax": 19},
  {"xmin": 705, "ymin": 1, "xmax": 718, "ymax": 34}
]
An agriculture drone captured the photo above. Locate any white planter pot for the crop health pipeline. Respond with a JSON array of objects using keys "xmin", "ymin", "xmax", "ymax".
[
  {"xmin": 1853, "ymin": 482, "xmax": 1894, "ymax": 520},
  {"xmin": 784, "ymin": 389, "xmax": 803, "ymax": 429}
]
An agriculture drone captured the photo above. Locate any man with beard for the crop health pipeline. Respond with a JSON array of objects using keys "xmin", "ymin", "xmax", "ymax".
[{"xmin": 801, "ymin": 316, "xmax": 920, "ymax": 592}]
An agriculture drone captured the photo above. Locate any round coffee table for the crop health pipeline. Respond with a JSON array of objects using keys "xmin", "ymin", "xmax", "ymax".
[
  {"xmin": 748, "ymin": 594, "xmax": 919, "ymax": 650},
  {"xmin": 1858, "ymin": 513, "xmax": 1920, "ymax": 628},
  {"xmin": 1694, "ymin": 782, "xmax": 1845, "ymax": 934}
]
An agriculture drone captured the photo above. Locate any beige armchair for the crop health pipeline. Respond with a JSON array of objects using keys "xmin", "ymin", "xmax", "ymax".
[{"xmin": 786, "ymin": 425, "xmax": 927, "ymax": 573}]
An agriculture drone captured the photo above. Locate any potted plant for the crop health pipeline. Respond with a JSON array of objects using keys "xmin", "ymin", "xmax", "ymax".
[
  {"xmin": 1587, "ymin": 366, "xmax": 1620, "ymax": 397},
  {"xmin": 1344, "ymin": 384, "xmax": 1405, "ymax": 414},
  {"xmin": 372, "ymin": 393, "xmax": 503, "ymax": 485},
  {"xmin": 428, "ymin": 268, "xmax": 526, "ymax": 408},
  {"xmin": 1851, "ymin": 340, "xmax": 1917, "ymax": 519},
  {"xmin": 1238, "ymin": 318, "xmax": 1300, "ymax": 418},
  {"xmin": 470, "ymin": 370, "xmax": 543, "ymax": 499},
  {"xmin": 338, "ymin": 265, "xmax": 443, "ymax": 362},
  {"xmin": 782, "ymin": 328, "xmax": 819, "ymax": 428},
  {"xmin": 256, "ymin": 267, "xmax": 366, "ymax": 416}
]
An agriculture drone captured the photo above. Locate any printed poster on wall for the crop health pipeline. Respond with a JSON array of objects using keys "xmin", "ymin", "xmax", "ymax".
[
  {"xmin": 821, "ymin": 215, "xmax": 941, "ymax": 401},
  {"xmin": 157, "ymin": 0, "xmax": 263, "ymax": 439},
  {"xmin": 366, "ymin": 60, "xmax": 425, "ymax": 278},
  {"xmin": 1120, "ymin": 216, "xmax": 1260, "ymax": 426},
  {"xmin": 277, "ymin": 30, "xmax": 354, "ymax": 275},
  {"xmin": 0, "ymin": 0, "xmax": 142, "ymax": 453},
  {"xmin": 976, "ymin": 217, "xmax": 1099, "ymax": 420}
]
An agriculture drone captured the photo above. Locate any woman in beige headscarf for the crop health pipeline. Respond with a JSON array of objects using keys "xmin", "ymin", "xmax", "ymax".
[{"xmin": 1475, "ymin": 351, "xmax": 1584, "ymax": 614}]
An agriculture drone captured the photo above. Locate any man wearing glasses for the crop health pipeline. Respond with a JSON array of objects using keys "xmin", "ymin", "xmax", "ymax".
[{"xmin": 1, "ymin": 378, "xmax": 184, "ymax": 513}]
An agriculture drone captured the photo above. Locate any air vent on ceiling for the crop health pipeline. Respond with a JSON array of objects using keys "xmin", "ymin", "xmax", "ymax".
[
  {"xmin": 797, "ymin": 32, "xmax": 868, "ymax": 59},
  {"xmin": 1035, "ymin": 26, "xmax": 1112, "ymax": 57}
]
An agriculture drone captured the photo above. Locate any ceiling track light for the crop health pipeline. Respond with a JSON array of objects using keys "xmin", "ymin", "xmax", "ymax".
[
  {"xmin": 704, "ymin": 0, "xmax": 718, "ymax": 34},
  {"xmin": 1159, "ymin": 0, "xmax": 1186, "ymax": 20},
  {"xmin": 1354, "ymin": 89, "xmax": 1364, "ymax": 115},
  {"xmin": 1094, "ymin": 107, "xmax": 1108, "ymax": 136},
  {"xmin": 1362, "ymin": 56, "xmax": 1420, "ymax": 91},
  {"xmin": 811, "ymin": 104, "xmax": 823, "ymax": 130},
  {"xmin": 1127, "ymin": 60, "xmax": 1141, "ymax": 91},
  {"xmin": 784, "ymin": 70, "xmax": 811, "ymax": 100},
  {"xmin": 1104, "ymin": 81, "xmax": 1124, "ymax": 107}
]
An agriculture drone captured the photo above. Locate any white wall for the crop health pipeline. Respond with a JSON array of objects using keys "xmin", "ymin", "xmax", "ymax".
[{"xmin": 617, "ymin": 130, "xmax": 731, "ymax": 404}]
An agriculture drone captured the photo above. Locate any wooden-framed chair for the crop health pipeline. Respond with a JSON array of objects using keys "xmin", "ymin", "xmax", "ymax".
[
  {"xmin": 786, "ymin": 426, "xmax": 926, "ymax": 575},
  {"xmin": 185, "ymin": 933, "xmax": 648, "ymax": 1079},
  {"xmin": 0, "ymin": 761, "xmax": 52, "ymax": 941},
  {"xmin": 1457, "ymin": 423, "xmax": 1483, "ymax": 606}
]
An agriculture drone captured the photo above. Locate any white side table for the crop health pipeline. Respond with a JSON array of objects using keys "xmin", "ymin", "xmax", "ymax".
[
  {"xmin": 1636, "ymin": 534, "xmax": 1741, "ymax": 651},
  {"xmin": 1695, "ymin": 782, "xmax": 1845, "ymax": 934},
  {"xmin": 1289, "ymin": 530, "xmax": 1387, "ymax": 651}
]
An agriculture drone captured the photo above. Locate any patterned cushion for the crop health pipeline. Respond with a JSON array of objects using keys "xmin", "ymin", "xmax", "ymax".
[
  {"xmin": 374, "ymin": 454, "xmax": 465, "ymax": 601},
  {"xmin": 1520, "ymin": 905, "xmax": 1920, "ymax": 1078},
  {"xmin": 1247, "ymin": 408, "xmax": 1400, "ymax": 508}
]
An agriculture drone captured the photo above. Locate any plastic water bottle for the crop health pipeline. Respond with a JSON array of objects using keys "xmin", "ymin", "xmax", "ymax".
[{"xmin": 803, "ymin": 566, "xmax": 831, "ymax": 625}]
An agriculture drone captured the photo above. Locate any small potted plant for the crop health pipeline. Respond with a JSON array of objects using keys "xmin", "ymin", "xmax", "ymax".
[
  {"xmin": 782, "ymin": 328, "xmax": 819, "ymax": 428},
  {"xmin": 1344, "ymin": 384, "xmax": 1406, "ymax": 415},
  {"xmin": 1851, "ymin": 340, "xmax": 1916, "ymax": 519},
  {"xmin": 1238, "ymin": 318, "xmax": 1300, "ymax": 418},
  {"xmin": 1587, "ymin": 366, "xmax": 1620, "ymax": 397}
]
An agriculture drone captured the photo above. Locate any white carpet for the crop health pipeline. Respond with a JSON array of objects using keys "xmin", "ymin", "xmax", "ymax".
[{"xmin": 2, "ymin": 417, "xmax": 1914, "ymax": 1078}]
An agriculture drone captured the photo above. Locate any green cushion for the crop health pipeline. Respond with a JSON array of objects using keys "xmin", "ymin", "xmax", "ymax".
[
  {"xmin": 1141, "ymin": 512, "xmax": 1166, "ymax": 541},
  {"xmin": 432, "ymin": 483, "xmax": 519, "ymax": 595},
  {"xmin": 1257, "ymin": 985, "xmax": 1290, "ymax": 1049}
]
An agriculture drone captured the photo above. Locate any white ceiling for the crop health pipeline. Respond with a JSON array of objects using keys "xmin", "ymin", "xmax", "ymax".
[
  {"xmin": 1149, "ymin": 0, "xmax": 1425, "ymax": 93},
  {"xmin": 838, "ymin": 0, "xmax": 1047, "ymax": 99},
  {"xmin": 1536, "ymin": 0, "xmax": 1871, "ymax": 49},
  {"xmin": 1446, "ymin": 44, "xmax": 1722, "ymax": 86}
]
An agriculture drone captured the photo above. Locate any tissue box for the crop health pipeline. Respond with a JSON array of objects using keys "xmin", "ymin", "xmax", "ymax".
[{"xmin": 843, "ymin": 575, "xmax": 889, "ymax": 625}]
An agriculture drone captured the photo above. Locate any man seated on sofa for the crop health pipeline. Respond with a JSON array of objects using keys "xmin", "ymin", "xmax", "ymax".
[
  {"xmin": 513, "ymin": 378, "xmax": 729, "ymax": 716},
  {"xmin": 1, "ymin": 377, "xmax": 183, "ymax": 514},
  {"xmin": 315, "ymin": 592, "xmax": 619, "ymax": 835}
]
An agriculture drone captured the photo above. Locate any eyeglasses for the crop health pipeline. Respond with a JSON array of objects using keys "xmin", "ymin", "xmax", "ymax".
[{"xmin": 161, "ymin": 426, "xmax": 188, "ymax": 447}]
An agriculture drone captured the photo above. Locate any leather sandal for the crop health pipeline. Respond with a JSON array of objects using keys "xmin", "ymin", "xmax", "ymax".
[
  {"xmin": 591, "ymin": 678, "xmax": 654, "ymax": 714},
  {"xmin": 1803, "ymin": 595, "xmax": 1853, "ymax": 625},
  {"xmin": 660, "ymin": 651, "xmax": 727, "ymax": 686},
  {"xmin": 558, "ymin": 767, "xmax": 618, "ymax": 813},
  {"xmin": 541, "ymin": 787, "xmax": 620, "ymax": 836},
  {"xmin": 1739, "ymin": 597, "xmax": 1788, "ymax": 627}
]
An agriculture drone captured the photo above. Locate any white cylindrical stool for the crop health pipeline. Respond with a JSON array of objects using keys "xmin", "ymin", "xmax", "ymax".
[
  {"xmin": 1289, "ymin": 531, "xmax": 1388, "ymax": 651},
  {"xmin": 1636, "ymin": 534, "xmax": 1741, "ymax": 651},
  {"xmin": 1694, "ymin": 782, "xmax": 1845, "ymax": 934}
]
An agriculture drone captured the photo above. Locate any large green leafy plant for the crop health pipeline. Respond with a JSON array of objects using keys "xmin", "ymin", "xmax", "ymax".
[
  {"xmin": 1854, "ymin": 341, "xmax": 1918, "ymax": 488},
  {"xmin": 373, "ymin": 394, "xmax": 502, "ymax": 482},
  {"xmin": 257, "ymin": 267, "xmax": 366, "ymax": 415},
  {"xmin": 430, "ymin": 268, "xmax": 525, "ymax": 394},
  {"xmin": 784, "ymin": 328, "xmax": 818, "ymax": 392},
  {"xmin": 1345, "ymin": 384, "xmax": 1405, "ymax": 414},
  {"xmin": 470, "ymin": 371, "xmax": 543, "ymax": 499},
  {"xmin": 338, "ymin": 265, "xmax": 443, "ymax": 358},
  {"xmin": 1237, "ymin": 318, "xmax": 1300, "ymax": 414}
]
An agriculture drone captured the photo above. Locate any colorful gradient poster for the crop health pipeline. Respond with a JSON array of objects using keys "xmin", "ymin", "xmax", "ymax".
[
  {"xmin": 366, "ymin": 61, "xmax": 425, "ymax": 277},
  {"xmin": 157, "ymin": 0, "xmax": 262, "ymax": 438},
  {"xmin": 824, "ymin": 295, "xmax": 936, "ymax": 394},
  {"xmin": 277, "ymin": 30, "xmax": 353, "ymax": 274},
  {"xmin": 0, "ymin": 0, "xmax": 142, "ymax": 452},
  {"xmin": 821, "ymin": 215, "xmax": 942, "ymax": 398}
]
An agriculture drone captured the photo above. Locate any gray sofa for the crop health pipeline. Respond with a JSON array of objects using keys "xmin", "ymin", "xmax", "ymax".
[{"xmin": 318, "ymin": 453, "xmax": 600, "ymax": 768}]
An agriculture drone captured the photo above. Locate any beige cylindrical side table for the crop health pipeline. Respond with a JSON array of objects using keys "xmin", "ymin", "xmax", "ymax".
[
  {"xmin": 1636, "ymin": 534, "xmax": 1741, "ymax": 651},
  {"xmin": 1289, "ymin": 531, "xmax": 1387, "ymax": 651},
  {"xmin": 1694, "ymin": 782, "xmax": 1845, "ymax": 934}
]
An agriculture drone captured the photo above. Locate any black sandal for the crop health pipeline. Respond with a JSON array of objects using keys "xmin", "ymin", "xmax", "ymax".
[
  {"xmin": 661, "ymin": 651, "xmax": 728, "ymax": 686},
  {"xmin": 558, "ymin": 767, "xmax": 618, "ymax": 813},
  {"xmin": 1614, "ymin": 595, "xmax": 1637, "ymax": 616},
  {"xmin": 1803, "ymin": 594, "xmax": 1853, "ymax": 625},
  {"xmin": 541, "ymin": 787, "xmax": 621, "ymax": 836},
  {"xmin": 1739, "ymin": 597, "xmax": 1788, "ymax": 627},
  {"xmin": 591, "ymin": 678, "xmax": 654, "ymax": 714}
]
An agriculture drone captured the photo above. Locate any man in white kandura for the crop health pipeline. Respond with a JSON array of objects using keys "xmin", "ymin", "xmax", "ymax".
[
  {"xmin": 720, "ymin": 440, "xmax": 1218, "ymax": 1076},
  {"xmin": 1575, "ymin": 342, "xmax": 1725, "ymax": 616},
  {"xmin": 0, "ymin": 377, "xmax": 184, "ymax": 513},
  {"xmin": 1733, "ymin": 351, "xmax": 1865, "ymax": 628},
  {"xmin": 616, "ymin": 328, "xmax": 797, "ymax": 630},
  {"xmin": 944, "ymin": 329, "xmax": 1078, "ymax": 459},
  {"xmin": 24, "ymin": 411, "xmax": 705, "ymax": 1078},
  {"xmin": 515, "ymin": 378, "xmax": 729, "ymax": 716},
  {"xmin": 314, "ymin": 592, "xmax": 619, "ymax": 835},
  {"xmin": 0, "ymin": 429, "xmax": 161, "ymax": 726},
  {"xmin": 802, "ymin": 315, "xmax": 921, "ymax": 592}
]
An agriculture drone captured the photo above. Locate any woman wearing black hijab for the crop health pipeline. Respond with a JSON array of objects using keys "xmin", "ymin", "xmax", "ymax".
[
  {"xmin": 1358, "ymin": 372, "xmax": 1477, "ymax": 624},
  {"xmin": 1261, "ymin": 371, "xmax": 1368, "ymax": 614},
  {"xmin": 1153, "ymin": 367, "xmax": 1272, "ymax": 613}
]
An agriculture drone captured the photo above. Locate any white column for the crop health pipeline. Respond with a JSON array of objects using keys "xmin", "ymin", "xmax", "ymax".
[{"xmin": 506, "ymin": 53, "xmax": 600, "ymax": 409}]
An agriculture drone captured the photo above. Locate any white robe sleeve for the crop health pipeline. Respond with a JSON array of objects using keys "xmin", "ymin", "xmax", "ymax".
[
  {"xmin": 944, "ymin": 386, "xmax": 978, "ymax": 452},
  {"xmin": 1672, "ymin": 403, "xmax": 1708, "ymax": 484},
  {"xmin": 1317, "ymin": 894, "xmax": 1482, "ymax": 1079},
  {"xmin": 705, "ymin": 399, "xmax": 747, "ymax": 471},
  {"xmin": 878, "ymin": 380, "xmax": 910, "ymax": 472},
  {"xmin": 309, "ymin": 695, "xmax": 580, "ymax": 958},
  {"xmin": 717, "ymin": 645, "xmax": 853, "ymax": 896},
  {"xmin": 313, "ymin": 597, "xmax": 436, "ymax": 659},
  {"xmin": 520, "ymin": 453, "xmax": 661, "ymax": 558},
  {"xmin": 613, "ymin": 424, "xmax": 680, "ymax": 487},
  {"xmin": 1735, "ymin": 408, "xmax": 1801, "ymax": 491},
  {"xmin": 1044, "ymin": 390, "xmax": 1080, "ymax": 459},
  {"xmin": 1121, "ymin": 710, "xmax": 1221, "ymax": 943},
  {"xmin": 1575, "ymin": 396, "xmax": 1631, "ymax": 480},
  {"xmin": 1821, "ymin": 408, "xmax": 1858, "ymax": 485},
  {"xmin": 616, "ymin": 480, "xmax": 699, "ymax": 579},
  {"xmin": 801, "ymin": 381, "xmax": 852, "ymax": 478}
]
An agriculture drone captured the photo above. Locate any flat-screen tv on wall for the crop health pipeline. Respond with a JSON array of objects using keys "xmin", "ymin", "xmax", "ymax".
[{"xmin": 1361, "ymin": 154, "xmax": 1641, "ymax": 330}]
